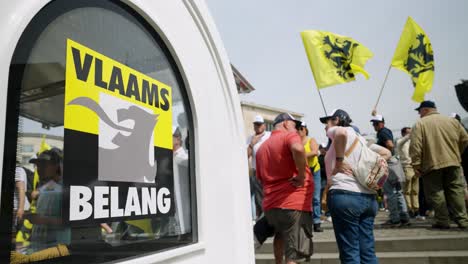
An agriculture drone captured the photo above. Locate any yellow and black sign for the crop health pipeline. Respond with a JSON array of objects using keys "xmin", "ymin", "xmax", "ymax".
[
  {"xmin": 63, "ymin": 39, "xmax": 174, "ymax": 224},
  {"xmin": 65, "ymin": 39, "xmax": 172, "ymax": 150}
]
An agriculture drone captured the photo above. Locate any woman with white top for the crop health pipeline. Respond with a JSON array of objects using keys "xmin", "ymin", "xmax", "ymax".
[{"xmin": 320, "ymin": 109, "xmax": 390, "ymax": 264}]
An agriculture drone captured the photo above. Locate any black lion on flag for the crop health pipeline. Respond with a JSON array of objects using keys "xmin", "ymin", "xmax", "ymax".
[
  {"xmin": 405, "ymin": 33, "xmax": 434, "ymax": 86},
  {"xmin": 323, "ymin": 35, "xmax": 359, "ymax": 80}
]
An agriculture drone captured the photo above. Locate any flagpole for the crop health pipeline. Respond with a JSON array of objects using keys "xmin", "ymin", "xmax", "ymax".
[
  {"xmin": 317, "ymin": 89, "xmax": 328, "ymax": 116},
  {"xmin": 373, "ymin": 65, "xmax": 392, "ymax": 113}
]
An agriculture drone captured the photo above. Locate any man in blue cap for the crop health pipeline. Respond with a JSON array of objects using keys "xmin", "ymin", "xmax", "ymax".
[{"xmin": 410, "ymin": 100, "xmax": 468, "ymax": 229}]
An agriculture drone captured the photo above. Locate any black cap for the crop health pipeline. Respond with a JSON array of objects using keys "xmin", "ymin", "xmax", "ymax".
[
  {"xmin": 415, "ymin": 100, "xmax": 436, "ymax": 111},
  {"xmin": 273, "ymin": 113, "xmax": 302, "ymax": 127},
  {"xmin": 319, "ymin": 109, "xmax": 352, "ymax": 124},
  {"xmin": 30, "ymin": 148, "xmax": 62, "ymax": 164}
]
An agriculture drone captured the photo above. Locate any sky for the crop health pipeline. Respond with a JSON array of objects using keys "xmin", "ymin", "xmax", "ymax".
[{"xmin": 205, "ymin": 0, "xmax": 468, "ymax": 143}]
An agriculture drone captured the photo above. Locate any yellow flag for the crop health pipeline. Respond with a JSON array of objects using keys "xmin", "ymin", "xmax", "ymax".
[
  {"xmin": 31, "ymin": 136, "xmax": 51, "ymax": 209},
  {"xmin": 39, "ymin": 135, "xmax": 51, "ymax": 152},
  {"xmin": 301, "ymin": 30, "xmax": 373, "ymax": 89},
  {"xmin": 125, "ymin": 219, "xmax": 154, "ymax": 234},
  {"xmin": 391, "ymin": 17, "xmax": 434, "ymax": 102}
]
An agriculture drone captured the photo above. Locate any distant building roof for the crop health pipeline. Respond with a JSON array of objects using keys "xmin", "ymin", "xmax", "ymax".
[
  {"xmin": 232, "ymin": 65, "xmax": 255, "ymax": 94},
  {"xmin": 18, "ymin": 132, "xmax": 63, "ymax": 141},
  {"xmin": 241, "ymin": 101, "xmax": 304, "ymax": 118}
]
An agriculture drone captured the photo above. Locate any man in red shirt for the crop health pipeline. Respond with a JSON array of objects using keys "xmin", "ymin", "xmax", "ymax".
[{"xmin": 256, "ymin": 113, "xmax": 313, "ymax": 264}]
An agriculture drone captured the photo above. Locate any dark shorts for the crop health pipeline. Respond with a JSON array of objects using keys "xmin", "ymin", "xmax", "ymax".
[
  {"xmin": 254, "ymin": 216, "xmax": 275, "ymax": 244},
  {"xmin": 265, "ymin": 208, "xmax": 313, "ymax": 261}
]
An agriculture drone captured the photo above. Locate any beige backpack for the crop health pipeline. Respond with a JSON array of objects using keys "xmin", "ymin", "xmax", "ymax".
[{"xmin": 345, "ymin": 135, "xmax": 389, "ymax": 191}]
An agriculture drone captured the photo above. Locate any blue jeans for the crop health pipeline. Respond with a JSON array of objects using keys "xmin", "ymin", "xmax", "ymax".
[
  {"xmin": 328, "ymin": 189, "xmax": 378, "ymax": 264},
  {"xmin": 251, "ymin": 193, "xmax": 256, "ymax": 220},
  {"xmin": 250, "ymin": 173, "xmax": 263, "ymax": 220},
  {"xmin": 312, "ymin": 169, "xmax": 322, "ymax": 224},
  {"xmin": 383, "ymin": 181, "xmax": 409, "ymax": 223}
]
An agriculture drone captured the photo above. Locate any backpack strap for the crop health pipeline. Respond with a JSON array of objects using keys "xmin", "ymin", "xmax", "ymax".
[{"xmin": 345, "ymin": 137, "xmax": 360, "ymax": 157}]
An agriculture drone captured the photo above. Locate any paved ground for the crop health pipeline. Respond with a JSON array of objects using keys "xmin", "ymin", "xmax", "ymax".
[
  {"xmin": 257, "ymin": 211, "xmax": 468, "ymax": 263},
  {"xmin": 313, "ymin": 211, "xmax": 468, "ymax": 241}
]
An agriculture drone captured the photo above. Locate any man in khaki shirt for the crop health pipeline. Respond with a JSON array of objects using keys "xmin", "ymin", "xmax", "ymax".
[
  {"xmin": 410, "ymin": 100, "xmax": 468, "ymax": 229},
  {"xmin": 396, "ymin": 127, "xmax": 419, "ymax": 217}
]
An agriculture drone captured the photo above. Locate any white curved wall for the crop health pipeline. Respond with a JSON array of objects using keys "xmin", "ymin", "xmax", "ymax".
[{"xmin": 0, "ymin": 0, "xmax": 254, "ymax": 263}]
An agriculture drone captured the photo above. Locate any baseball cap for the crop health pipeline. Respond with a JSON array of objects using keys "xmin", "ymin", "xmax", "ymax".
[
  {"xmin": 300, "ymin": 122, "xmax": 307, "ymax": 127},
  {"xmin": 370, "ymin": 114, "xmax": 384, "ymax": 123},
  {"xmin": 273, "ymin": 113, "xmax": 302, "ymax": 127},
  {"xmin": 253, "ymin": 115, "xmax": 265, "ymax": 124},
  {"xmin": 319, "ymin": 109, "xmax": 351, "ymax": 124},
  {"xmin": 30, "ymin": 148, "xmax": 62, "ymax": 164},
  {"xmin": 415, "ymin": 100, "xmax": 436, "ymax": 111}
]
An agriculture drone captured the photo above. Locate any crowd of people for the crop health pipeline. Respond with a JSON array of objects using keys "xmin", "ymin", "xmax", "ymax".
[
  {"xmin": 10, "ymin": 125, "xmax": 191, "ymax": 263},
  {"xmin": 247, "ymin": 100, "xmax": 468, "ymax": 264},
  {"xmin": 11, "ymin": 147, "xmax": 73, "ymax": 262}
]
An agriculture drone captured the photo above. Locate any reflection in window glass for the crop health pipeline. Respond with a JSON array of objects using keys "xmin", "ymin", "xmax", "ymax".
[
  {"xmin": 21, "ymin": 145, "xmax": 34, "ymax": 153},
  {"xmin": 21, "ymin": 156, "xmax": 31, "ymax": 165},
  {"xmin": 2, "ymin": 1, "xmax": 196, "ymax": 263}
]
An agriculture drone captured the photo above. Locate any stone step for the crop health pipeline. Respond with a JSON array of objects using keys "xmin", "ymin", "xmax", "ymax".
[
  {"xmin": 319, "ymin": 215, "xmax": 447, "ymax": 230},
  {"xmin": 255, "ymin": 211, "xmax": 468, "ymax": 263},
  {"xmin": 255, "ymin": 251, "xmax": 468, "ymax": 264},
  {"xmin": 256, "ymin": 235, "xmax": 468, "ymax": 254}
]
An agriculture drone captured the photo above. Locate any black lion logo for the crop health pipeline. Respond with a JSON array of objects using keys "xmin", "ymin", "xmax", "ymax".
[
  {"xmin": 323, "ymin": 35, "xmax": 359, "ymax": 80},
  {"xmin": 405, "ymin": 33, "xmax": 434, "ymax": 86}
]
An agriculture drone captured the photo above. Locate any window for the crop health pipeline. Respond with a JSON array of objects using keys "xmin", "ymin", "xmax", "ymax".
[
  {"xmin": 21, "ymin": 156, "xmax": 32, "ymax": 165},
  {"xmin": 21, "ymin": 145, "xmax": 34, "ymax": 153},
  {"xmin": 264, "ymin": 120, "xmax": 274, "ymax": 132},
  {"xmin": 1, "ymin": 1, "xmax": 196, "ymax": 263}
]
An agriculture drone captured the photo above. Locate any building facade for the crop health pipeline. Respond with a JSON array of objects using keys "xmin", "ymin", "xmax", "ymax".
[
  {"xmin": 16, "ymin": 133, "xmax": 63, "ymax": 171},
  {"xmin": 241, "ymin": 101, "xmax": 304, "ymax": 139}
]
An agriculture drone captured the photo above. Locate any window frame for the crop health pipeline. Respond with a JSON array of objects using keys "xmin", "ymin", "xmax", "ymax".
[{"xmin": 0, "ymin": 0, "xmax": 198, "ymax": 263}]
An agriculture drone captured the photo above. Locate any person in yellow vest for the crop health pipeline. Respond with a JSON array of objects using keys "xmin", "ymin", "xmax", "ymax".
[{"xmin": 298, "ymin": 122, "xmax": 323, "ymax": 232}]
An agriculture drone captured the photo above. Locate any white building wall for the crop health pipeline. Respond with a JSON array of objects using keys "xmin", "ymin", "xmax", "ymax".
[
  {"xmin": 241, "ymin": 101, "xmax": 304, "ymax": 139},
  {"xmin": 17, "ymin": 134, "xmax": 64, "ymax": 170}
]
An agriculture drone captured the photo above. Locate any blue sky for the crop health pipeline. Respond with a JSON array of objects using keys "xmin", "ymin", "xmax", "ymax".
[{"xmin": 206, "ymin": 0, "xmax": 468, "ymax": 143}]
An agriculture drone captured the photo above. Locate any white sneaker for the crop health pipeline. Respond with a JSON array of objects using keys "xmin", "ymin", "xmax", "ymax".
[{"xmin": 415, "ymin": 215, "xmax": 426, "ymax": 221}]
